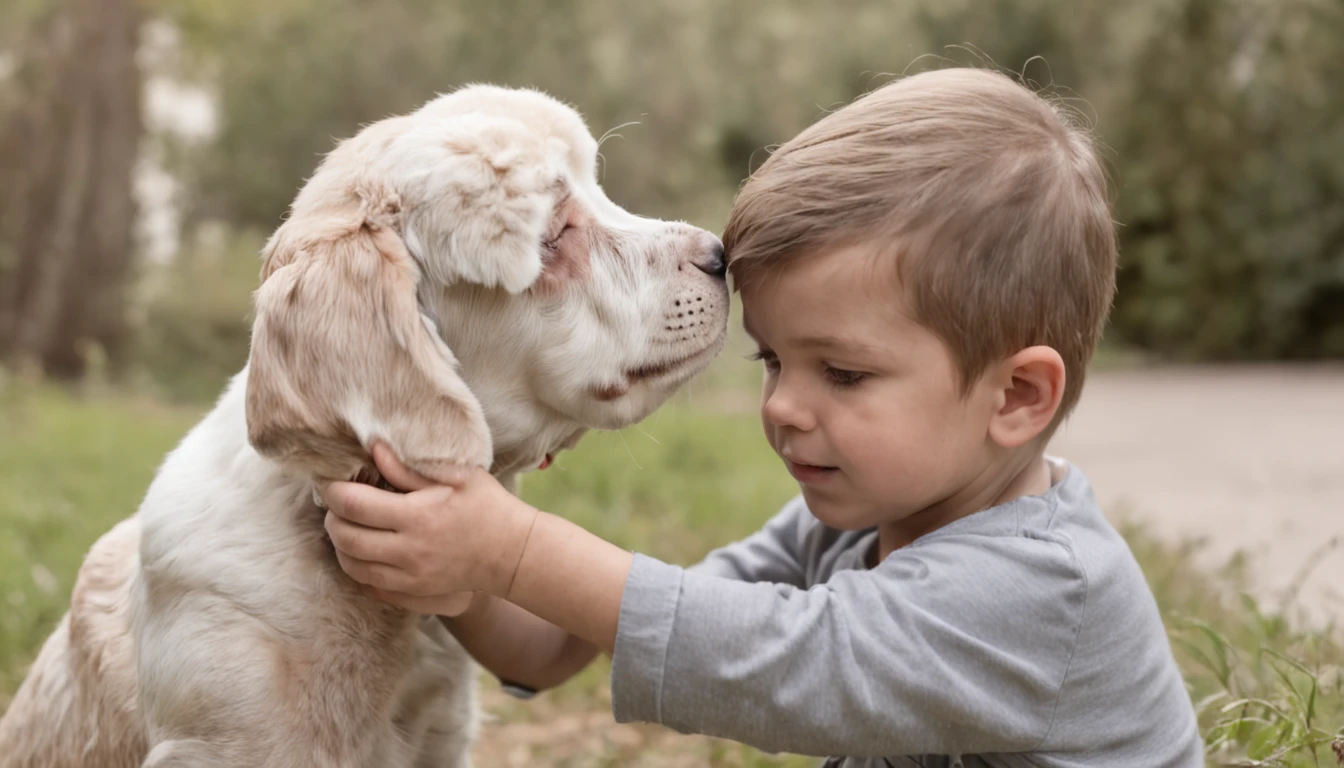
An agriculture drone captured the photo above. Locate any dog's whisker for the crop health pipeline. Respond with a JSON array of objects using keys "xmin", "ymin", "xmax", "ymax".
[
  {"xmin": 597, "ymin": 120, "xmax": 642, "ymax": 150},
  {"xmin": 636, "ymin": 425, "xmax": 662, "ymax": 446},
  {"xmin": 618, "ymin": 431, "xmax": 644, "ymax": 471}
]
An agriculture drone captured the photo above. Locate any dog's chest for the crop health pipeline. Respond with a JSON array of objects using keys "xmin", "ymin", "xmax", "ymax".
[
  {"xmin": 284, "ymin": 526, "xmax": 478, "ymax": 764},
  {"xmin": 241, "ymin": 561, "xmax": 474, "ymax": 766},
  {"xmin": 143, "ymin": 505, "xmax": 474, "ymax": 766}
]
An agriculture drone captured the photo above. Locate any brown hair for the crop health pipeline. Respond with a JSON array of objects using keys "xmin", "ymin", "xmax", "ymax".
[{"xmin": 723, "ymin": 67, "xmax": 1118, "ymax": 431}]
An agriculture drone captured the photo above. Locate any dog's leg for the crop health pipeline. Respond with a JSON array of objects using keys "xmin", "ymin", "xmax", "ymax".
[
  {"xmin": 406, "ymin": 617, "xmax": 478, "ymax": 768},
  {"xmin": 134, "ymin": 575, "xmax": 426, "ymax": 768}
]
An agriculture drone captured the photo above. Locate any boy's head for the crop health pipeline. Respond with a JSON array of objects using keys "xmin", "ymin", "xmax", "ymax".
[{"xmin": 722, "ymin": 68, "xmax": 1117, "ymax": 534}]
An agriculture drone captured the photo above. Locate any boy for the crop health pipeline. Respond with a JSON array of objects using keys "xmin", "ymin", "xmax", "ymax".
[{"xmin": 322, "ymin": 67, "xmax": 1204, "ymax": 766}]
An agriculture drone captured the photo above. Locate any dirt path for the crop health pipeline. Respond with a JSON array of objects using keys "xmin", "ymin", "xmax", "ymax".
[{"xmin": 1047, "ymin": 365, "xmax": 1344, "ymax": 626}]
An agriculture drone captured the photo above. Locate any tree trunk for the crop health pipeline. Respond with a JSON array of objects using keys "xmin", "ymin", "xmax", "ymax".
[{"xmin": 0, "ymin": 0, "xmax": 142, "ymax": 379}]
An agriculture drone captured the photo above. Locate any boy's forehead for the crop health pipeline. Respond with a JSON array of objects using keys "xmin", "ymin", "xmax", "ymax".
[
  {"xmin": 738, "ymin": 242, "xmax": 902, "ymax": 310},
  {"xmin": 739, "ymin": 247, "xmax": 916, "ymax": 346}
]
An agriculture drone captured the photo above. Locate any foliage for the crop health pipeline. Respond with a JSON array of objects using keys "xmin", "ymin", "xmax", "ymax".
[
  {"xmin": 1109, "ymin": 0, "xmax": 1344, "ymax": 360},
  {"xmin": 0, "ymin": 380, "xmax": 202, "ymax": 697},
  {"xmin": 0, "ymin": 0, "xmax": 141, "ymax": 377},
  {"xmin": 129, "ymin": 0, "xmax": 1344, "ymax": 379},
  {"xmin": 3, "ymin": 0, "xmax": 1344, "ymax": 392},
  {"xmin": 151, "ymin": 0, "xmax": 926, "ymax": 234},
  {"xmin": 130, "ymin": 225, "xmax": 261, "ymax": 402},
  {"xmin": 1131, "ymin": 525, "xmax": 1344, "ymax": 766}
]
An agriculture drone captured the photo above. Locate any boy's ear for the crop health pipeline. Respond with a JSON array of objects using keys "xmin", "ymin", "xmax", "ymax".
[{"xmin": 986, "ymin": 346, "xmax": 1066, "ymax": 449}]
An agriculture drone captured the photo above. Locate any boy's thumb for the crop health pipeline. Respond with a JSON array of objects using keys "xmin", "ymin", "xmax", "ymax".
[{"xmin": 370, "ymin": 441, "xmax": 437, "ymax": 492}]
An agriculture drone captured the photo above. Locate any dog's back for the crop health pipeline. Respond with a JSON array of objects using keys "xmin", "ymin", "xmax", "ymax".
[{"xmin": 0, "ymin": 516, "xmax": 146, "ymax": 768}]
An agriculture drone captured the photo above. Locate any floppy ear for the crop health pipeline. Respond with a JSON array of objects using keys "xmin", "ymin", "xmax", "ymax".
[{"xmin": 244, "ymin": 179, "xmax": 493, "ymax": 487}]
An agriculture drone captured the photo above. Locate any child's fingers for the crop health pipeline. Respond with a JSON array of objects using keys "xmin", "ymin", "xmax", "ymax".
[
  {"xmin": 370, "ymin": 442, "xmax": 436, "ymax": 492},
  {"xmin": 321, "ymin": 480, "xmax": 405, "ymax": 532},
  {"xmin": 325, "ymin": 510, "xmax": 408, "ymax": 566},
  {"xmin": 333, "ymin": 549, "xmax": 413, "ymax": 594}
]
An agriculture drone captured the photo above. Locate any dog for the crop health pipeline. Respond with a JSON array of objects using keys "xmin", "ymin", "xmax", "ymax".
[{"xmin": 0, "ymin": 84, "xmax": 729, "ymax": 767}]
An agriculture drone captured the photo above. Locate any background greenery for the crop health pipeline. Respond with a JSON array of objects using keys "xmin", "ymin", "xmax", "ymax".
[{"xmin": 4, "ymin": 0, "xmax": 1343, "ymax": 392}]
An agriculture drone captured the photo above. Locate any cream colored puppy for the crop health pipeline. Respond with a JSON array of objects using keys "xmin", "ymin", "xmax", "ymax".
[{"xmin": 0, "ymin": 85, "xmax": 728, "ymax": 767}]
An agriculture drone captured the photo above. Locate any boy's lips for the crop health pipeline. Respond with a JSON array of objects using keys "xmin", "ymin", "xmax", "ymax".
[{"xmin": 785, "ymin": 459, "xmax": 838, "ymax": 484}]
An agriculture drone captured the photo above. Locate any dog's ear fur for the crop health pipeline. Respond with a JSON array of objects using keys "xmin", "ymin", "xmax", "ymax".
[{"xmin": 244, "ymin": 179, "xmax": 492, "ymax": 486}]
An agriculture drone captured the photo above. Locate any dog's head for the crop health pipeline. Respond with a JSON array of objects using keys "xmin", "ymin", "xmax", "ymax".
[{"xmin": 245, "ymin": 85, "xmax": 729, "ymax": 485}]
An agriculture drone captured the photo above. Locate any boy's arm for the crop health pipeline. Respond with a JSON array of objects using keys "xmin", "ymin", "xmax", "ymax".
[
  {"xmin": 439, "ymin": 498, "xmax": 815, "ymax": 688},
  {"xmin": 498, "ymin": 512, "xmax": 1085, "ymax": 758},
  {"xmin": 325, "ymin": 451, "xmax": 1080, "ymax": 756},
  {"xmin": 501, "ymin": 510, "xmax": 634, "ymax": 655},
  {"xmin": 457, "ymin": 496, "xmax": 814, "ymax": 692},
  {"xmin": 606, "ymin": 545, "xmax": 1086, "ymax": 758},
  {"xmin": 438, "ymin": 593, "xmax": 599, "ymax": 693},
  {"xmin": 686, "ymin": 495, "xmax": 811, "ymax": 586}
]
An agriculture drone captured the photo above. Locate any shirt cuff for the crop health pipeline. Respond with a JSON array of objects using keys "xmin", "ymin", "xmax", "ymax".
[{"xmin": 610, "ymin": 552, "xmax": 685, "ymax": 725}]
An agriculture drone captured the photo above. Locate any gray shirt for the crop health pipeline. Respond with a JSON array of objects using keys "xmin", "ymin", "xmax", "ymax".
[{"xmin": 610, "ymin": 459, "xmax": 1203, "ymax": 767}]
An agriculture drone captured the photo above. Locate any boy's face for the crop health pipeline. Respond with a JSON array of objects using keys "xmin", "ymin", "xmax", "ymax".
[{"xmin": 741, "ymin": 244, "xmax": 1000, "ymax": 533}]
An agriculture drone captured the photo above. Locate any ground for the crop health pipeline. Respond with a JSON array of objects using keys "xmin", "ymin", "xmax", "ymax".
[{"xmin": 1049, "ymin": 365, "xmax": 1344, "ymax": 627}]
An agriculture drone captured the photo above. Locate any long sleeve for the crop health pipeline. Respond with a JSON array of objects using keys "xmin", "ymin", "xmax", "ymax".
[{"xmin": 611, "ymin": 532, "xmax": 1086, "ymax": 758}]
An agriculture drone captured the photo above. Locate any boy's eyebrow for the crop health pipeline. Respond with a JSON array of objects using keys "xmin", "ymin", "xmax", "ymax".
[
  {"xmin": 792, "ymin": 334, "xmax": 889, "ymax": 358},
  {"xmin": 742, "ymin": 316, "xmax": 888, "ymax": 358}
]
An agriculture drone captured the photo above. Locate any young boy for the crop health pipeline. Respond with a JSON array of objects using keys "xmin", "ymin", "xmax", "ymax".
[{"xmin": 322, "ymin": 67, "xmax": 1204, "ymax": 766}]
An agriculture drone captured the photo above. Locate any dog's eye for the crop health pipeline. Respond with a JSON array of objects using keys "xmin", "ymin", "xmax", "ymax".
[{"xmin": 542, "ymin": 224, "xmax": 574, "ymax": 253}]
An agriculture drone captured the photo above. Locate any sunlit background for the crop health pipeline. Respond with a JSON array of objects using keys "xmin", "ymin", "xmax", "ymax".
[{"xmin": 1, "ymin": 0, "xmax": 1341, "ymax": 764}]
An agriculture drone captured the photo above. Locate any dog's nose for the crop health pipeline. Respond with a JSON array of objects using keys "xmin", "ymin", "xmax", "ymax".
[{"xmin": 694, "ymin": 242, "xmax": 727, "ymax": 278}]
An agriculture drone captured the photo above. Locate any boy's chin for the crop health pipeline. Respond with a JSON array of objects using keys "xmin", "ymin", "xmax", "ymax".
[{"xmin": 800, "ymin": 488, "xmax": 881, "ymax": 532}]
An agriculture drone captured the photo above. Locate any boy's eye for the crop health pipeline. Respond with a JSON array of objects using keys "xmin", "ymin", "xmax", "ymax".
[
  {"xmin": 542, "ymin": 223, "xmax": 574, "ymax": 252},
  {"xmin": 745, "ymin": 349, "xmax": 780, "ymax": 372},
  {"xmin": 825, "ymin": 366, "xmax": 866, "ymax": 387}
]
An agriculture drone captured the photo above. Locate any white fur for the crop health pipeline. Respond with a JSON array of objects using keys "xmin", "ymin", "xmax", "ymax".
[{"xmin": 0, "ymin": 84, "xmax": 728, "ymax": 768}]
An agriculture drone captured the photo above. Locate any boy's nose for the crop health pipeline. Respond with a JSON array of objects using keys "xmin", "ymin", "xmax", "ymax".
[{"xmin": 763, "ymin": 386, "xmax": 816, "ymax": 432}]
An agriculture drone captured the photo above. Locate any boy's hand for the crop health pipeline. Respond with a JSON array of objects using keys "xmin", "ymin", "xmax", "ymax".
[
  {"xmin": 322, "ymin": 443, "xmax": 538, "ymax": 617},
  {"xmin": 329, "ymin": 443, "xmax": 634, "ymax": 656}
]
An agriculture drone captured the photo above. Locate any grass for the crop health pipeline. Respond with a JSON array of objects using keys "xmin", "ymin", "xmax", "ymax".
[
  {"xmin": 0, "ymin": 379, "xmax": 205, "ymax": 696},
  {"xmin": 1, "ymin": 367, "xmax": 1341, "ymax": 766}
]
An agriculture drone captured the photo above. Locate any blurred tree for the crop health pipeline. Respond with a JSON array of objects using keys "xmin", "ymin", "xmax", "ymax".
[
  {"xmin": 159, "ymin": 0, "xmax": 606, "ymax": 234},
  {"xmin": 132, "ymin": 226, "xmax": 264, "ymax": 402},
  {"xmin": 156, "ymin": 0, "xmax": 930, "ymax": 235},
  {"xmin": 1110, "ymin": 0, "xmax": 1344, "ymax": 359},
  {"xmin": 0, "ymin": 0, "xmax": 143, "ymax": 378},
  {"xmin": 123, "ymin": 0, "xmax": 939, "ymax": 397},
  {"xmin": 915, "ymin": 0, "xmax": 1083, "ymax": 90},
  {"xmin": 1, "ymin": 0, "xmax": 1324, "ymax": 399}
]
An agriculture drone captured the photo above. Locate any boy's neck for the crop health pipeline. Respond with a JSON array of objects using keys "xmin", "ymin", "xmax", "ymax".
[{"xmin": 874, "ymin": 452, "xmax": 1052, "ymax": 563}]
